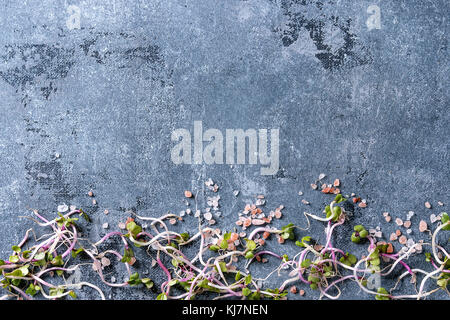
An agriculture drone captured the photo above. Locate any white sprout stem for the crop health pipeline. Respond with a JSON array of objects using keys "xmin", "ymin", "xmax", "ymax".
[
  {"xmin": 416, "ymin": 265, "xmax": 444, "ymax": 300},
  {"xmin": 432, "ymin": 221, "xmax": 450, "ymax": 264}
]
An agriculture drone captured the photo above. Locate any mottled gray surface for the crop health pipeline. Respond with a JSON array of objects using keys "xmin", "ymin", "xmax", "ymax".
[{"xmin": 0, "ymin": 0, "xmax": 448, "ymax": 300}]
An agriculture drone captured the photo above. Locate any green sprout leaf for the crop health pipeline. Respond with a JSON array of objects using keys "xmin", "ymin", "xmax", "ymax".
[
  {"xmin": 71, "ymin": 247, "xmax": 84, "ymax": 259},
  {"xmin": 375, "ymin": 287, "xmax": 390, "ymax": 300},
  {"xmin": 179, "ymin": 232, "xmax": 190, "ymax": 242},
  {"xmin": 8, "ymin": 255, "xmax": 19, "ymax": 263},
  {"xmin": 127, "ymin": 272, "xmax": 142, "ymax": 286},
  {"xmin": 334, "ymin": 194, "xmax": 346, "ymax": 203},
  {"xmin": 245, "ymin": 239, "xmax": 257, "ymax": 251},
  {"xmin": 25, "ymin": 283, "xmax": 40, "ymax": 297},
  {"xmin": 244, "ymin": 274, "xmax": 252, "ymax": 286},
  {"xmin": 339, "ymin": 253, "xmax": 357, "ymax": 266},
  {"xmin": 209, "ymin": 245, "xmax": 220, "ymax": 252},
  {"xmin": 441, "ymin": 213, "xmax": 450, "ymax": 230},
  {"xmin": 49, "ymin": 287, "xmax": 65, "ymax": 297},
  {"xmin": 51, "ymin": 255, "xmax": 64, "ymax": 267},
  {"xmin": 156, "ymin": 293, "xmax": 168, "ymax": 300},
  {"xmin": 296, "ymin": 236, "xmax": 311, "ymax": 248},
  {"xmin": 141, "ymin": 278, "xmax": 154, "ymax": 289},
  {"xmin": 301, "ymin": 259, "xmax": 311, "ymax": 268},
  {"xmin": 242, "ymin": 287, "xmax": 251, "ymax": 297},
  {"xmin": 120, "ymin": 247, "xmax": 134, "ymax": 263},
  {"xmin": 126, "ymin": 221, "xmax": 142, "ymax": 238},
  {"xmin": 352, "ymin": 225, "xmax": 368, "ymax": 243},
  {"xmin": 79, "ymin": 209, "xmax": 90, "ymax": 222},
  {"xmin": 245, "ymin": 251, "xmax": 254, "ymax": 259},
  {"xmin": 280, "ymin": 223, "xmax": 295, "ymax": 241},
  {"xmin": 220, "ymin": 239, "xmax": 228, "ymax": 250}
]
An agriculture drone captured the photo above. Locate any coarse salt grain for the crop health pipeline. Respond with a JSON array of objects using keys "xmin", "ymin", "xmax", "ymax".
[
  {"xmin": 399, "ymin": 236, "xmax": 407, "ymax": 245},
  {"xmin": 204, "ymin": 212, "xmax": 212, "ymax": 220},
  {"xmin": 184, "ymin": 190, "xmax": 193, "ymax": 198},
  {"xmin": 101, "ymin": 257, "xmax": 110, "ymax": 267},
  {"xmin": 424, "ymin": 201, "xmax": 431, "ymax": 209},
  {"xmin": 358, "ymin": 202, "xmax": 367, "ymax": 208},
  {"xmin": 419, "ymin": 220, "xmax": 427, "ymax": 232},
  {"xmin": 252, "ymin": 219, "xmax": 266, "ymax": 226},
  {"xmin": 406, "ymin": 239, "xmax": 415, "ymax": 247},
  {"xmin": 57, "ymin": 204, "xmax": 68, "ymax": 213},
  {"xmin": 395, "ymin": 218, "xmax": 403, "ymax": 226}
]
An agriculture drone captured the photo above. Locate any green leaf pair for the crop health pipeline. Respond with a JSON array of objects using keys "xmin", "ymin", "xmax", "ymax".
[
  {"xmin": 325, "ymin": 205, "xmax": 342, "ymax": 222},
  {"xmin": 25, "ymin": 283, "xmax": 41, "ymax": 297},
  {"xmin": 5, "ymin": 265, "xmax": 29, "ymax": 278},
  {"xmin": 295, "ymin": 236, "xmax": 311, "ymax": 248},
  {"xmin": 126, "ymin": 221, "xmax": 142, "ymax": 238},
  {"xmin": 339, "ymin": 252, "xmax": 357, "ymax": 266},
  {"xmin": 120, "ymin": 247, "xmax": 134, "ymax": 263},
  {"xmin": 351, "ymin": 225, "xmax": 369, "ymax": 243},
  {"xmin": 280, "ymin": 223, "xmax": 295, "ymax": 241},
  {"xmin": 334, "ymin": 194, "xmax": 347, "ymax": 204}
]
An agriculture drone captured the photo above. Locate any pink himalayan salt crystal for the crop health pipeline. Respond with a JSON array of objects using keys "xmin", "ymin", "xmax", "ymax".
[
  {"xmin": 399, "ymin": 236, "xmax": 407, "ymax": 245},
  {"xmin": 390, "ymin": 233, "xmax": 398, "ymax": 241},
  {"xmin": 251, "ymin": 219, "xmax": 266, "ymax": 226},
  {"xmin": 395, "ymin": 218, "xmax": 403, "ymax": 226},
  {"xmin": 419, "ymin": 220, "xmax": 428, "ymax": 232}
]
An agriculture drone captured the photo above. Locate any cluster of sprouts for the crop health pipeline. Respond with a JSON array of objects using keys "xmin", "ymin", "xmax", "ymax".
[{"xmin": 0, "ymin": 192, "xmax": 449, "ymax": 300}]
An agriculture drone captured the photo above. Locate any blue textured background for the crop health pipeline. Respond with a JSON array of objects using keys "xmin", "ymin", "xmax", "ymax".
[{"xmin": 0, "ymin": 0, "xmax": 448, "ymax": 299}]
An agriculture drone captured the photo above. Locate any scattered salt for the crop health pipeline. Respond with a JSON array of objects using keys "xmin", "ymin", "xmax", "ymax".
[{"xmin": 57, "ymin": 204, "xmax": 68, "ymax": 213}]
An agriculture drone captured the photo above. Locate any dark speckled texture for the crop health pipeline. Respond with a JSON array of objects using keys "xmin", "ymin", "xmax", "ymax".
[{"xmin": 0, "ymin": 0, "xmax": 448, "ymax": 299}]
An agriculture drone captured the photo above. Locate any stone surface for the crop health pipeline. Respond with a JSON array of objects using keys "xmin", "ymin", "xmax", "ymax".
[{"xmin": 0, "ymin": 1, "xmax": 448, "ymax": 300}]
